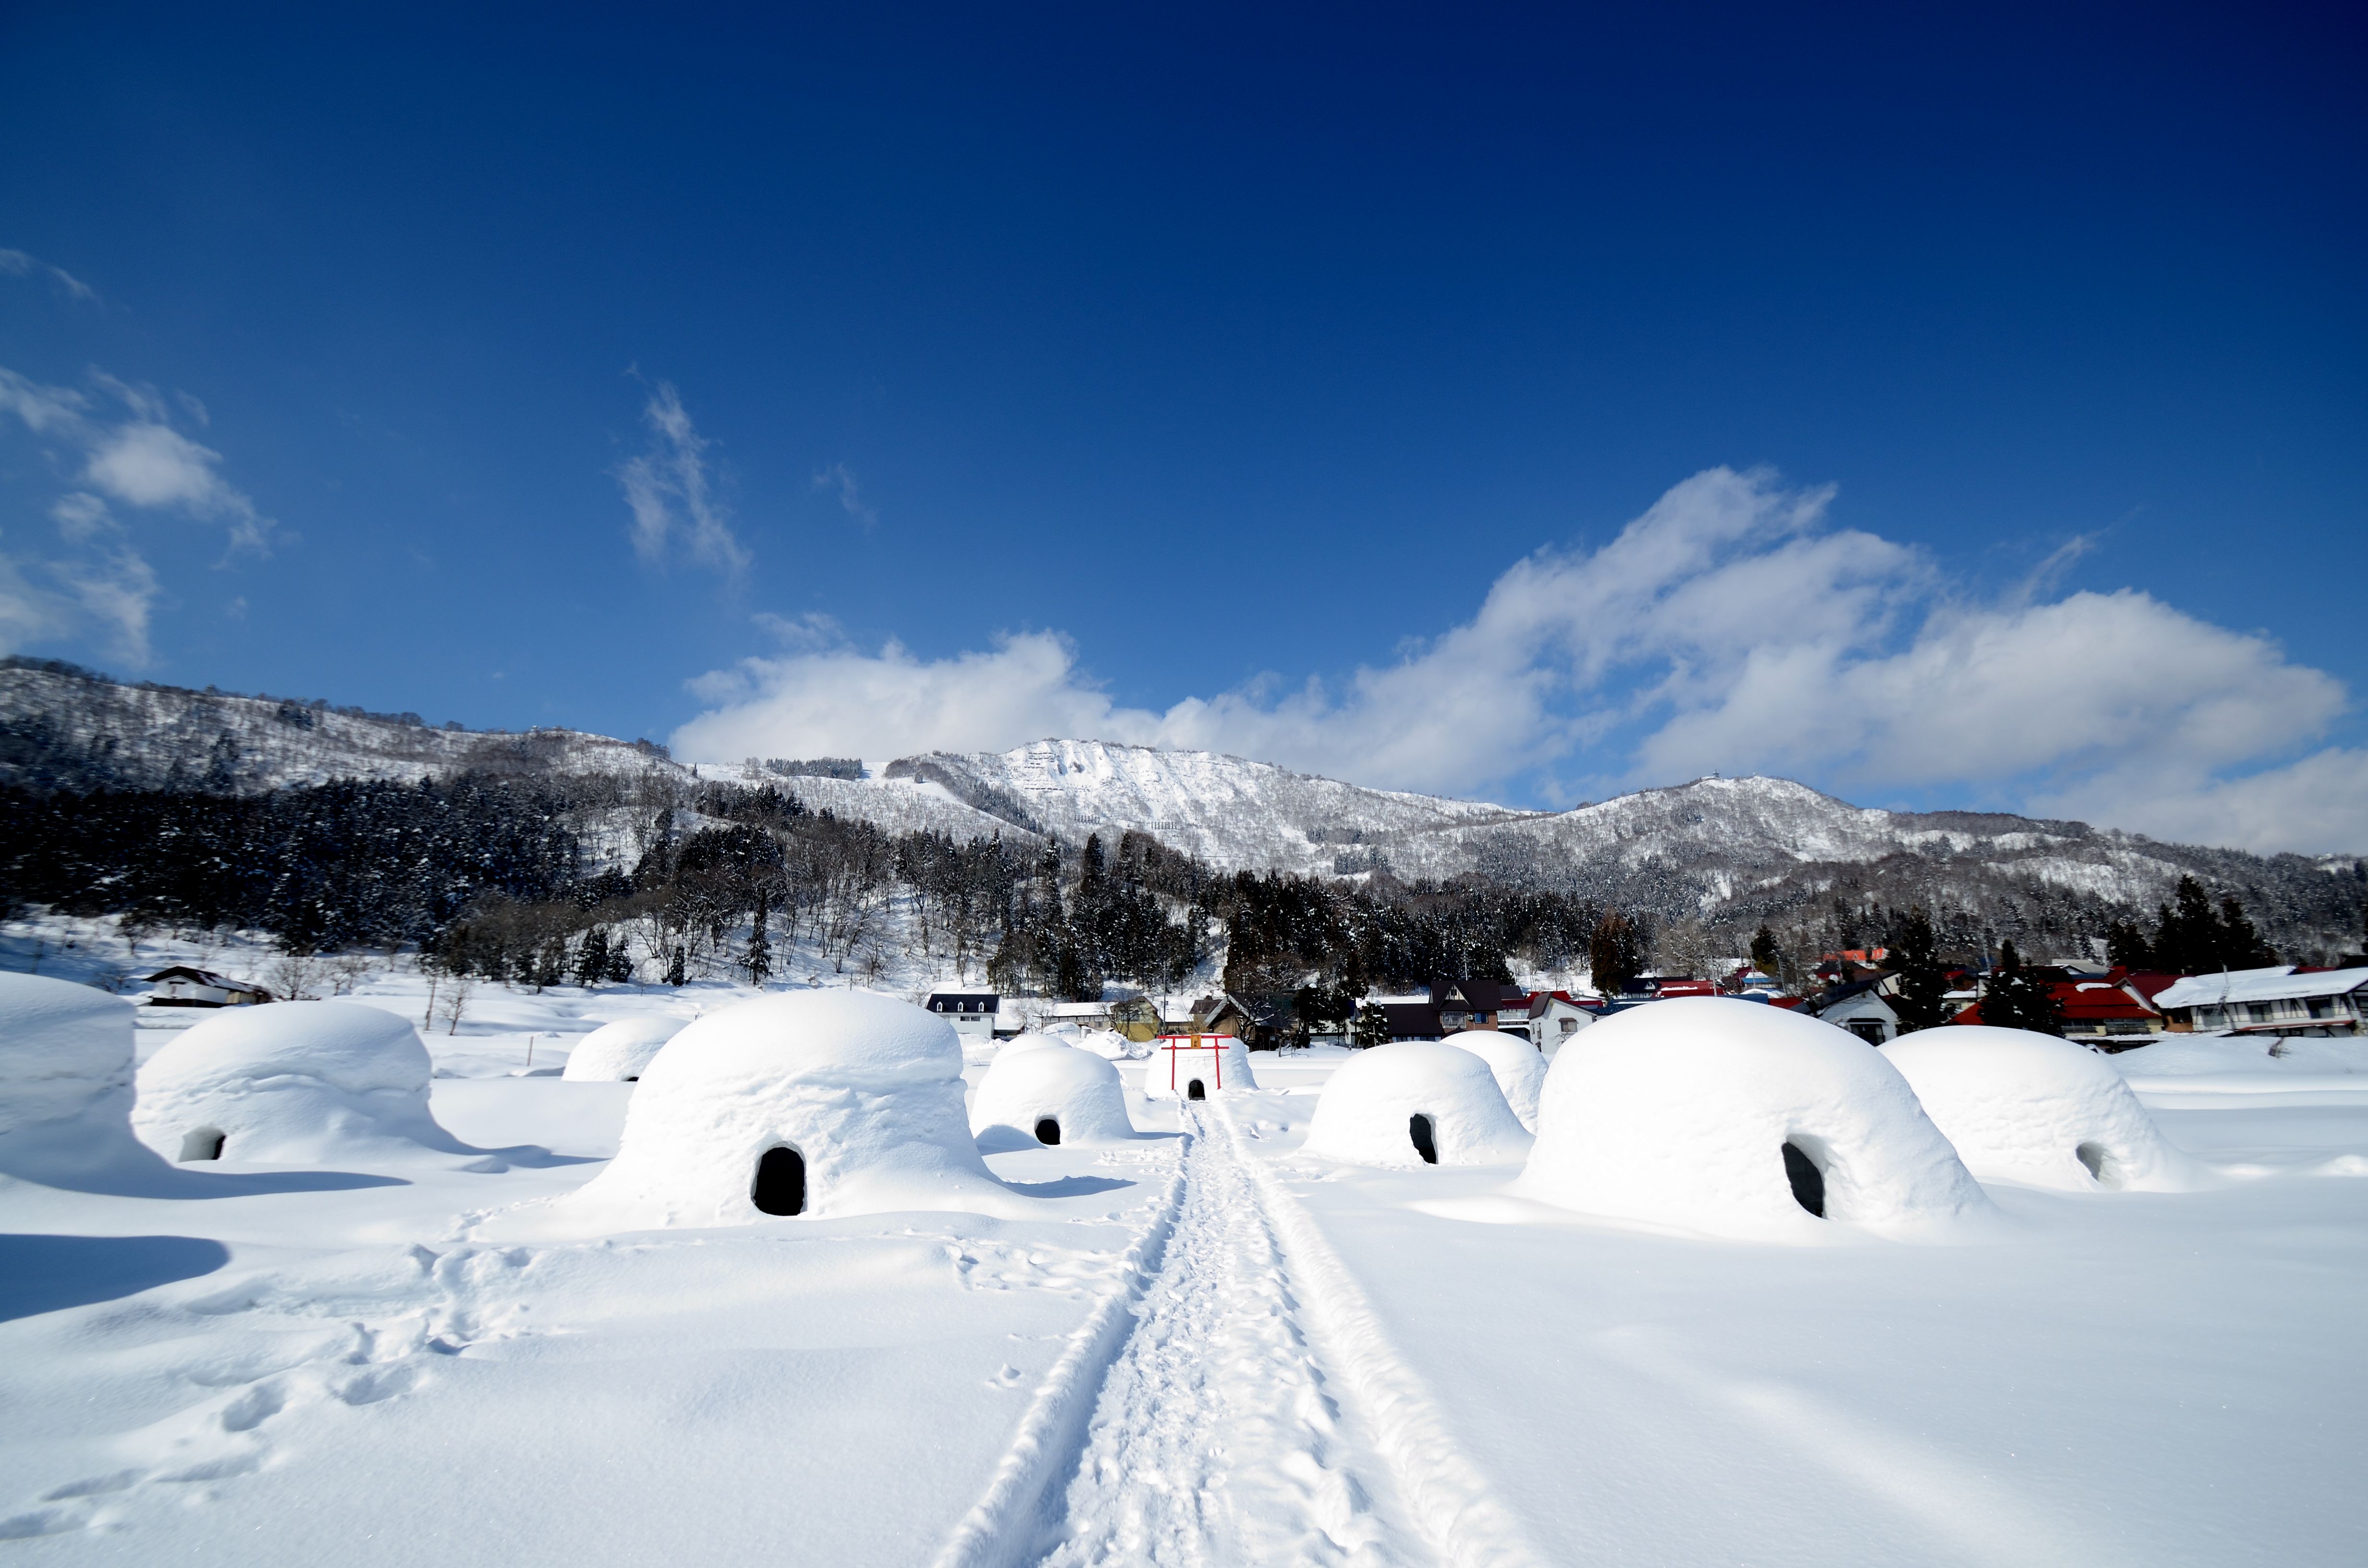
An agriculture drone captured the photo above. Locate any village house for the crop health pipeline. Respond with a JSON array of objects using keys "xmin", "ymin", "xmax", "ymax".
[
  {"xmin": 2153, "ymin": 966, "xmax": 2368, "ymax": 1038},
  {"xmin": 140, "ymin": 967, "xmax": 273, "ymax": 1008},
  {"xmin": 923, "ymin": 989, "xmax": 1000, "ymax": 1041},
  {"xmin": 1379, "ymin": 979, "xmax": 1526, "ymax": 1041},
  {"xmin": 1526, "ymin": 990, "xmax": 1599, "ymax": 1054},
  {"xmin": 1805, "ymin": 979, "xmax": 1900, "ymax": 1044}
]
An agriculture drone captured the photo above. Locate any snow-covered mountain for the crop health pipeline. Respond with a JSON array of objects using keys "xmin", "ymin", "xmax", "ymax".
[
  {"xmin": 7, "ymin": 659, "xmax": 2360, "ymax": 944},
  {"xmin": 882, "ymin": 739, "xmax": 1524, "ymax": 867}
]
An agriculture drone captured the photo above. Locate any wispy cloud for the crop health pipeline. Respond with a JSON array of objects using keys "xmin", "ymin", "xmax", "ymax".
[
  {"xmin": 0, "ymin": 248, "xmax": 99, "ymax": 305},
  {"xmin": 813, "ymin": 462, "xmax": 878, "ymax": 529},
  {"xmin": 0, "ymin": 365, "xmax": 276, "ymax": 555},
  {"xmin": 0, "ymin": 492, "xmax": 160, "ymax": 665},
  {"xmin": 615, "ymin": 381, "xmax": 750, "ymax": 575},
  {"xmin": 673, "ymin": 467, "xmax": 2367, "ymax": 855},
  {"xmin": 0, "ymin": 362, "xmax": 279, "ymax": 666}
]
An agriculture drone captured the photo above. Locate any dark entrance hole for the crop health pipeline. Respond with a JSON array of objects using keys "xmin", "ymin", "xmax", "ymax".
[
  {"xmin": 623, "ymin": 1076, "xmax": 638, "ymax": 1083},
  {"xmin": 752, "ymin": 1146, "xmax": 806, "ymax": 1216},
  {"xmin": 1035, "ymin": 1117, "xmax": 1061, "ymax": 1146},
  {"xmin": 1187, "ymin": 1079, "xmax": 1206, "ymax": 1100},
  {"xmin": 2075, "ymin": 1140, "xmax": 2123, "ymax": 1188},
  {"xmin": 180, "ymin": 1127, "xmax": 225, "ymax": 1162},
  {"xmin": 1408, "ymin": 1114, "xmax": 1438, "ymax": 1165},
  {"xmin": 1781, "ymin": 1141, "xmax": 1825, "ymax": 1217}
]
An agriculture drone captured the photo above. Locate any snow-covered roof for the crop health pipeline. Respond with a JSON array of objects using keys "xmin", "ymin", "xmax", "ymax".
[{"xmin": 2153, "ymin": 967, "xmax": 2368, "ymax": 1009}]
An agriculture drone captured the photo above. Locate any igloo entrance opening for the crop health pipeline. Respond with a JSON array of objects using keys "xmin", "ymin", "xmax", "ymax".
[
  {"xmin": 1409, "ymin": 1114, "xmax": 1439, "ymax": 1164},
  {"xmin": 1187, "ymin": 1079, "xmax": 1206, "ymax": 1100},
  {"xmin": 752, "ymin": 1146, "xmax": 806, "ymax": 1216},
  {"xmin": 1035, "ymin": 1117, "xmax": 1061, "ymax": 1145},
  {"xmin": 2075, "ymin": 1140, "xmax": 2124, "ymax": 1188},
  {"xmin": 1781, "ymin": 1141, "xmax": 1825, "ymax": 1216},
  {"xmin": 179, "ymin": 1127, "xmax": 225, "ymax": 1162}
]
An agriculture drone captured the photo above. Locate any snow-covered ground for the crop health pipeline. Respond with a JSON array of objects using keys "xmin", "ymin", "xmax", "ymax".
[{"xmin": 5, "ymin": 931, "xmax": 2366, "ymax": 1563}]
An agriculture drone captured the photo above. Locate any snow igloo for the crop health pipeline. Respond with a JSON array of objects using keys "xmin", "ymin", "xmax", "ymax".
[
  {"xmin": 0, "ymin": 973, "xmax": 162, "ymax": 1187},
  {"xmin": 970, "ymin": 1040, "xmax": 1139, "ymax": 1149},
  {"xmin": 561, "ymin": 1016, "xmax": 686, "ymax": 1081},
  {"xmin": 1442, "ymin": 1029, "xmax": 1546, "ymax": 1131},
  {"xmin": 1513, "ymin": 998, "xmax": 1992, "ymax": 1242},
  {"xmin": 1141, "ymin": 1034, "xmax": 1257, "ymax": 1102},
  {"xmin": 1303, "ymin": 1041, "xmax": 1534, "ymax": 1168},
  {"xmin": 549, "ymin": 990, "xmax": 1028, "ymax": 1228},
  {"xmin": 133, "ymin": 1002, "xmax": 456, "ymax": 1164},
  {"xmin": 1882, "ymin": 1026, "xmax": 2207, "ymax": 1192}
]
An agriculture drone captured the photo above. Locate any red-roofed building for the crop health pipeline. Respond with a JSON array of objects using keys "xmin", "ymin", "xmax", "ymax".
[{"xmin": 1954, "ymin": 978, "xmax": 2161, "ymax": 1045}]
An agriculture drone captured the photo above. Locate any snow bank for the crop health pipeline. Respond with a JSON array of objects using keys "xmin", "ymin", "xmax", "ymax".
[
  {"xmin": 2105, "ymin": 1032, "xmax": 2368, "ymax": 1078},
  {"xmin": 561, "ymin": 1017, "xmax": 686, "ymax": 1081},
  {"xmin": 1883, "ymin": 1027, "xmax": 2208, "ymax": 1191},
  {"xmin": 1443, "ymin": 1029, "xmax": 1546, "ymax": 1131},
  {"xmin": 1303, "ymin": 1042, "xmax": 1534, "ymax": 1168},
  {"xmin": 538, "ymin": 990, "xmax": 1031, "ymax": 1230},
  {"xmin": 970, "ymin": 1041, "xmax": 1139, "ymax": 1148},
  {"xmin": 1140, "ymin": 1035, "xmax": 1258, "ymax": 1100},
  {"xmin": 133, "ymin": 1002, "xmax": 456, "ymax": 1163},
  {"xmin": 0, "ymin": 973, "xmax": 161, "ymax": 1186},
  {"xmin": 1514, "ymin": 998, "xmax": 1992, "ymax": 1242},
  {"xmin": 1071, "ymin": 1028, "xmax": 1150, "ymax": 1061}
]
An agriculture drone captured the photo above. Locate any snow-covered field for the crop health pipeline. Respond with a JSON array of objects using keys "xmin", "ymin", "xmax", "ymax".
[{"xmin": 4, "ymin": 932, "xmax": 2365, "ymax": 1564}]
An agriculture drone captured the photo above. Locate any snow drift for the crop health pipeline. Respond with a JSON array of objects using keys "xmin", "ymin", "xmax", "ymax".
[
  {"xmin": 1883, "ymin": 1026, "xmax": 2208, "ymax": 1191},
  {"xmin": 0, "ymin": 973, "xmax": 165, "ymax": 1187},
  {"xmin": 1141, "ymin": 1035, "xmax": 1258, "ymax": 1101},
  {"xmin": 970, "ymin": 1041, "xmax": 1139, "ymax": 1149},
  {"xmin": 562, "ymin": 1017, "xmax": 686, "ymax": 1081},
  {"xmin": 1514, "ymin": 998, "xmax": 1992, "ymax": 1241},
  {"xmin": 1443, "ymin": 1029, "xmax": 1546, "ymax": 1131},
  {"xmin": 1304, "ymin": 1042, "xmax": 1534, "ymax": 1168},
  {"xmin": 537, "ymin": 990, "xmax": 1032, "ymax": 1230},
  {"xmin": 133, "ymin": 1002, "xmax": 458, "ymax": 1163}
]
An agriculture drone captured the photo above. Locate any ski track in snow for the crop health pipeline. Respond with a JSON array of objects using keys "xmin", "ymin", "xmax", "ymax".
[{"xmin": 939, "ymin": 1100, "xmax": 1547, "ymax": 1568}]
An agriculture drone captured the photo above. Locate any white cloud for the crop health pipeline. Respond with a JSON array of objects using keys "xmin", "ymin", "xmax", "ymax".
[
  {"xmin": 0, "ymin": 364, "xmax": 275, "ymax": 555},
  {"xmin": 0, "ymin": 248, "xmax": 98, "ymax": 304},
  {"xmin": 616, "ymin": 381, "xmax": 749, "ymax": 574},
  {"xmin": 0, "ymin": 493, "xmax": 159, "ymax": 665},
  {"xmin": 674, "ymin": 467, "xmax": 2364, "ymax": 854},
  {"xmin": 676, "ymin": 630, "xmax": 1161, "ymax": 764}
]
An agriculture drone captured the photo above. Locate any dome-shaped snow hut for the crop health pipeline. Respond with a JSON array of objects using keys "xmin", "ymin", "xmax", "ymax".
[
  {"xmin": 550, "ymin": 990, "xmax": 1028, "ymax": 1228},
  {"xmin": 970, "ymin": 1041, "xmax": 1138, "ymax": 1149},
  {"xmin": 1141, "ymin": 1034, "xmax": 1257, "ymax": 1101},
  {"xmin": 1882, "ymin": 1026, "xmax": 2206, "ymax": 1191},
  {"xmin": 1303, "ymin": 1041, "xmax": 1534, "ymax": 1168},
  {"xmin": 133, "ymin": 1002, "xmax": 455, "ymax": 1164},
  {"xmin": 0, "ymin": 973, "xmax": 161, "ymax": 1187},
  {"xmin": 1513, "ymin": 998, "xmax": 1992, "ymax": 1241},
  {"xmin": 562, "ymin": 1016, "xmax": 686, "ymax": 1081},
  {"xmin": 1442, "ymin": 1029, "xmax": 1546, "ymax": 1131}
]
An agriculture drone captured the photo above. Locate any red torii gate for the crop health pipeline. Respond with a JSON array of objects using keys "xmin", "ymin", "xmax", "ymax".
[{"xmin": 1157, "ymin": 1032, "xmax": 1227, "ymax": 1095}]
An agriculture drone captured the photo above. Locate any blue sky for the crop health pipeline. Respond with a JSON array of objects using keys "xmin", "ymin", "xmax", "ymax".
[{"xmin": 2, "ymin": 4, "xmax": 2363, "ymax": 851}]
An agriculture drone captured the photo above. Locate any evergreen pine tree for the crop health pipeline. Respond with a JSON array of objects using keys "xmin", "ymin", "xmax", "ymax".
[
  {"xmin": 2215, "ymin": 895, "xmax": 2277, "ymax": 969},
  {"xmin": 1984, "ymin": 940, "xmax": 2065, "ymax": 1036},
  {"xmin": 1590, "ymin": 911, "xmax": 1644, "ymax": 996},
  {"xmin": 2105, "ymin": 918, "xmax": 2154, "ymax": 969},
  {"xmin": 666, "ymin": 945, "xmax": 687, "ymax": 987},
  {"xmin": 1888, "ymin": 905, "xmax": 1950, "ymax": 1031},
  {"xmin": 1749, "ymin": 924, "xmax": 1781, "ymax": 980},
  {"xmin": 745, "ymin": 888, "xmax": 773, "ymax": 987},
  {"xmin": 573, "ymin": 927, "xmax": 609, "ymax": 987},
  {"xmin": 1350, "ymin": 1001, "xmax": 1392, "ymax": 1050}
]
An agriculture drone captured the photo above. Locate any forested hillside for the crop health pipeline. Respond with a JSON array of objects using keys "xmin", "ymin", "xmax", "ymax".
[{"xmin": 5, "ymin": 657, "xmax": 2363, "ymax": 983}]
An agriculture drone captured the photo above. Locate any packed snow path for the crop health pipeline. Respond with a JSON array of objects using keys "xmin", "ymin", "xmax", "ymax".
[
  {"xmin": 1030, "ymin": 1102, "xmax": 1415, "ymax": 1568},
  {"xmin": 937, "ymin": 1100, "xmax": 1547, "ymax": 1568}
]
